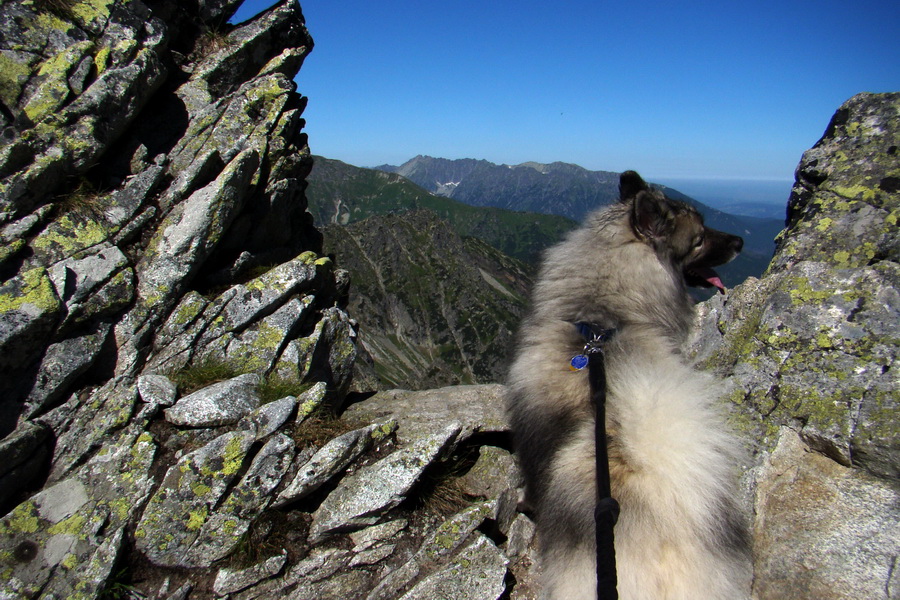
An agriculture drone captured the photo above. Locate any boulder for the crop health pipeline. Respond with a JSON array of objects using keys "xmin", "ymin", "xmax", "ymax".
[{"xmin": 163, "ymin": 373, "xmax": 261, "ymax": 428}]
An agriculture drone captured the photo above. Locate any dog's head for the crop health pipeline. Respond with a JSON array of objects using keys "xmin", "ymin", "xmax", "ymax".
[{"xmin": 619, "ymin": 171, "xmax": 743, "ymax": 293}]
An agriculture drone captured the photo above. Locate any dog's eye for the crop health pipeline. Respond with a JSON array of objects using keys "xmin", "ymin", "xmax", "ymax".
[{"xmin": 693, "ymin": 236, "xmax": 705, "ymax": 249}]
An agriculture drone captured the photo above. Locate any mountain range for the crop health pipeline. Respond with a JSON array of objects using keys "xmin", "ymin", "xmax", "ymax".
[
  {"xmin": 306, "ymin": 155, "xmax": 785, "ymax": 389},
  {"xmin": 375, "ymin": 155, "xmax": 784, "ymax": 259}
]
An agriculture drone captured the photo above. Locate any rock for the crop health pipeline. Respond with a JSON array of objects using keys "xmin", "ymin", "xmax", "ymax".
[
  {"xmin": 687, "ymin": 92, "xmax": 900, "ymax": 598},
  {"xmin": 187, "ymin": 433, "xmax": 294, "ymax": 567},
  {"xmin": 419, "ymin": 501, "xmax": 497, "ymax": 561},
  {"xmin": 349, "ymin": 519, "xmax": 408, "ymax": 552},
  {"xmin": 46, "ymin": 377, "xmax": 140, "ymax": 482},
  {"xmin": 458, "ymin": 445, "xmax": 520, "ymax": 500},
  {"xmin": 249, "ymin": 395, "xmax": 298, "ymax": 440},
  {"xmin": 689, "ymin": 93, "xmax": 900, "ymax": 480},
  {"xmin": 135, "ymin": 429, "xmax": 257, "ymax": 567},
  {"xmin": 295, "ymin": 381, "xmax": 329, "ymax": 421},
  {"xmin": 0, "ymin": 267, "xmax": 63, "ymax": 371},
  {"xmin": 342, "ymin": 384, "xmax": 508, "ymax": 445},
  {"xmin": 505, "ymin": 513, "xmax": 537, "ymax": 558},
  {"xmin": 137, "ymin": 373, "xmax": 178, "ymax": 408},
  {"xmin": 47, "ymin": 244, "xmax": 134, "ymax": 332},
  {"xmin": 397, "ymin": 534, "xmax": 509, "ymax": 600},
  {"xmin": 308, "ymin": 422, "xmax": 462, "ymax": 542},
  {"xmin": 214, "ymin": 551, "xmax": 288, "ymax": 596},
  {"xmin": 274, "ymin": 420, "xmax": 398, "ymax": 507},
  {"xmin": 23, "ymin": 324, "xmax": 112, "ymax": 418},
  {"xmin": 164, "ymin": 373, "xmax": 260, "ymax": 428},
  {"xmin": 0, "ymin": 421, "xmax": 51, "ymax": 508},
  {"xmin": 752, "ymin": 428, "xmax": 900, "ymax": 600},
  {"xmin": 0, "ymin": 427, "xmax": 156, "ymax": 599}
]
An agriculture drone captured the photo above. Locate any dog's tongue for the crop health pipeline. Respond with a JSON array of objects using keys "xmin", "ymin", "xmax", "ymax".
[{"xmin": 695, "ymin": 267, "xmax": 726, "ymax": 294}]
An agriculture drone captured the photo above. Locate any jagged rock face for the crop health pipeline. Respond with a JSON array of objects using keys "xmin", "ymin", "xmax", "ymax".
[
  {"xmin": 0, "ymin": 0, "xmax": 367, "ymax": 596},
  {"xmin": 689, "ymin": 92, "xmax": 900, "ymax": 599},
  {"xmin": 0, "ymin": 0, "xmax": 353, "ymax": 479}
]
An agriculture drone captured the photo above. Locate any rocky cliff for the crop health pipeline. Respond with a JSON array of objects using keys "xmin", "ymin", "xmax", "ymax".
[
  {"xmin": 690, "ymin": 92, "xmax": 899, "ymax": 599},
  {"xmin": 0, "ymin": 1, "xmax": 897, "ymax": 598}
]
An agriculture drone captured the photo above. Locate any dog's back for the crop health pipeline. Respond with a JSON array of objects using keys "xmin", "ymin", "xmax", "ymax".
[{"xmin": 506, "ymin": 172, "xmax": 750, "ymax": 599}]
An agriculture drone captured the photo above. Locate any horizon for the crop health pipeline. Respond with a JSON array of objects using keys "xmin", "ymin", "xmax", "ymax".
[{"xmin": 232, "ymin": 0, "xmax": 899, "ymax": 182}]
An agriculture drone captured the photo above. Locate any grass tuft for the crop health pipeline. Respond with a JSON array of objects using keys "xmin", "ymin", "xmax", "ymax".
[{"xmin": 168, "ymin": 357, "xmax": 240, "ymax": 396}]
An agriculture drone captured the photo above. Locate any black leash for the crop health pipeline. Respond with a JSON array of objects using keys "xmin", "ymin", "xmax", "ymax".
[{"xmin": 572, "ymin": 322, "xmax": 619, "ymax": 600}]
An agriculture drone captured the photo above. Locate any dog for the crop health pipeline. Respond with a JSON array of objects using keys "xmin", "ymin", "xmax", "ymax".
[{"xmin": 506, "ymin": 171, "xmax": 750, "ymax": 599}]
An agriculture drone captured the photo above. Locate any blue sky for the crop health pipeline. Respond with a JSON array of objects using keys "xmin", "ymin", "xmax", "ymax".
[{"xmin": 232, "ymin": 0, "xmax": 899, "ymax": 181}]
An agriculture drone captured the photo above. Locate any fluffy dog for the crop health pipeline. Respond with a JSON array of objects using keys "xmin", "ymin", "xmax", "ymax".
[{"xmin": 506, "ymin": 171, "xmax": 750, "ymax": 599}]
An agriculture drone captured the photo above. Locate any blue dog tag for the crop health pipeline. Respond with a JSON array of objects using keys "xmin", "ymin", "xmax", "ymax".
[{"xmin": 569, "ymin": 354, "xmax": 589, "ymax": 371}]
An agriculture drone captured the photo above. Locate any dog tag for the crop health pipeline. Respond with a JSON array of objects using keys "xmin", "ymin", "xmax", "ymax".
[{"xmin": 569, "ymin": 354, "xmax": 589, "ymax": 371}]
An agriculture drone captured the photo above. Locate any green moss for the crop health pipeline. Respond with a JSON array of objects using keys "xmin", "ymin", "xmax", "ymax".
[
  {"xmin": 191, "ymin": 482, "xmax": 212, "ymax": 497},
  {"xmin": 47, "ymin": 513, "xmax": 86, "ymax": 537},
  {"xmin": 0, "ymin": 52, "xmax": 34, "ymax": 108},
  {"xmin": 222, "ymin": 435, "xmax": 245, "ymax": 476},
  {"xmin": 93, "ymin": 44, "xmax": 111, "ymax": 72},
  {"xmin": 61, "ymin": 553, "xmax": 78, "ymax": 570},
  {"xmin": 788, "ymin": 275, "xmax": 833, "ymax": 305},
  {"xmin": 815, "ymin": 217, "xmax": 834, "ymax": 232},
  {"xmin": 0, "ymin": 267, "xmax": 60, "ymax": 314},
  {"xmin": 34, "ymin": 7, "xmax": 73, "ymax": 31},
  {"xmin": 108, "ymin": 498, "xmax": 130, "ymax": 521},
  {"xmin": 886, "ymin": 210, "xmax": 899, "ymax": 227},
  {"xmin": 6, "ymin": 502, "xmax": 40, "ymax": 534},
  {"xmin": 31, "ymin": 214, "xmax": 108, "ymax": 257},
  {"xmin": 69, "ymin": 0, "xmax": 115, "ymax": 27},
  {"xmin": 830, "ymin": 184, "xmax": 875, "ymax": 202},
  {"xmin": 185, "ymin": 506, "xmax": 208, "ymax": 531}
]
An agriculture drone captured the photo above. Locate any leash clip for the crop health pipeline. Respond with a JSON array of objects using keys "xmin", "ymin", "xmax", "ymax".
[{"xmin": 570, "ymin": 322, "xmax": 616, "ymax": 370}]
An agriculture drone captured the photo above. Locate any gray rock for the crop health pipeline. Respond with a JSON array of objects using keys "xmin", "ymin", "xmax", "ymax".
[
  {"xmin": 397, "ymin": 534, "xmax": 509, "ymax": 600},
  {"xmin": 0, "ymin": 426, "xmax": 156, "ymax": 600},
  {"xmin": 458, "ymin": 445, "xmax": 521, "ymax": 500},
  {"xmin": 0, "ymin": 421, "xmax": 51, "ymax": 506},
  {"xmin": 364, "ymin": 500, "xmax": 497, "ymax": 600},
  {"xmin": 218, "ymin": 256, "xmax": 319, "ymax": 332},
  {"xmin": 136, "ymin": 147, "xmax": 260, "ymax": 315},
  {"xmin": 235, "ymin": 547, "xmax": 352, "ymax": 600},
  {"xmin": 249, "ymin": 395, "xmax": 298, "ymax": 440},
  {"xmin": 137, "ymin": 373, "xmax": 178, "ymax": 408},
  {"xmin": 45, "ymin": 377, "xmax": 140, "ymax": 482},
  {"xmin": 349, "ymin": 519, "xmax": 408, "ymax": 552},
  {"xmin": 505, "ymin": 513, "xmax": 537, "ymax": 558},
  {"xmin": 342, "ymin": 384, "xmax": 508, "ymax": 445},
  {"xmin": 686, "ymin": 93, "xmax": 900, "ymax": 599},
  {"xmin": 219, "ymin": 296, "xmax": 312, "ymax": 374},
  {"xmin": 24, "ymin": 324, "xmax": 111, "ymax": 418},
  {"xmin": 274, "ymin": 420, "xmax": 397, "ymax": 507},
  {"xmin": 47, "ymin": 244, "xmax": 133, "ymax": 332},
  {"xmin": 164, "ymin": 373, "xmax": 260, "ymax": 428},
  {"xmin": 0, "ymin": 267, "xmax": 63, "ymax": 370},
  {"xmin": 135, "ymin": 429, "xmax": 257, "ymax": 567},
  {"xmin": 214, "ymin": 551, "xmax": 288, "ymax": 596},
  {"xmin": 752, "ymin": 428, "xmax": 900, "ymax": 600},
  {"xmin": 187, "ymin": 433, "xmax": 294, "ymax": 567},
  {"xmin": 295, "ymin": 380, "xmax": 329, "ymax": 422},
  {"xmin": 419, "ymin": 501, "xmax": 497, "ymax": 561},
  {"xmin": 308, "ymin": 422, "xmax": 462, "ymax": 542},
  {"xmin": 349, "ymin": 544, "xmax": 396, "ymax": 567}
]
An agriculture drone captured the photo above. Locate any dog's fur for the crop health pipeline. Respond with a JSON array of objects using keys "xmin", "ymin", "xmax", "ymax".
[{"xmin": 506, "ymin": 171, "xmax": 750, "ymax": 599}]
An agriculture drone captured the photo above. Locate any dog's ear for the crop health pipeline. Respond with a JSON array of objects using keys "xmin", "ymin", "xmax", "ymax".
[
  {"xmin": 619, "ymin": 170, "xmax": 648, "ymax": 202},
  {"xmin": 631, "ymin": 192, "xmax": 673, "ymax": 240}
]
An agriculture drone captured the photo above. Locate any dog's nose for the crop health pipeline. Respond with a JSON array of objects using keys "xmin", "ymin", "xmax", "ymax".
[{"xmin": 731, "ymin": 237, "xmax": 744, "ymax": 253}]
